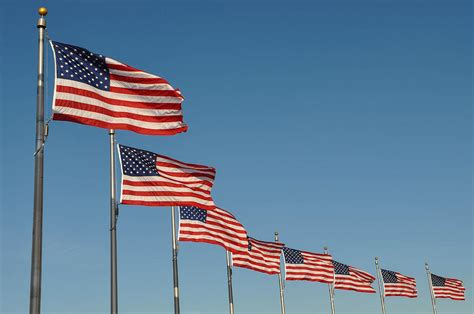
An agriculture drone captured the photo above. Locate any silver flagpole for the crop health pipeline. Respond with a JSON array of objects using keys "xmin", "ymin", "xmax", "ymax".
[
  {"xmin": 324, "ymin": 247, "xmax": 335, "ymax": 314},
  {"xmin": 109, "ymin": 129, "xmax": 118, "ymax": 314},
  {"xmin": 425, "ymin": 263, "xmax": 437, "ymax": 314},
  {"xmin": 374, "ymin": 257, "xmax": 387, "ymax": 314},
  {"xmin": 29, "ymin": 7, "xmax": 47, "ymax": 314},
  {"xmin": 171, "ymin": 206, "xmax": 180, "ymax": 314},
  {"xmin": 274, "ymin": 232, "xmax": 286, "ymax": 314},
  {"xmin": 226, "ymin": 250, "xmax": 235, "ymax": 314}
]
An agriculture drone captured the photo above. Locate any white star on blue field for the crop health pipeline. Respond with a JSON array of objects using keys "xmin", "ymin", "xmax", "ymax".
[{"xmin": 1, "ymin": 1, "xmax": 471, "ymax": 313}]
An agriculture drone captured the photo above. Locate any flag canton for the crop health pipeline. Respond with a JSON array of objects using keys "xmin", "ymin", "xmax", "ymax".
[
  {"xmin": 247, "ymin": 238, "xmax": 253, "ymax": 251},
  {"xmin": 431, "ymin": 274, "xmax": 446, "ymax": 287},
  {"xmin": 180, "ymin": 206, "xmax": 207, "ymax": 222},
  {"xmin": 332, "ymin": 261, "xmax": 350, "ymax": 275},
  {"xmin": 52, "ymin": 41, "xmax": 110, "ymax": 91},
  {"xmin": 119, "ymin": 145, "xmax": 159, "ymax": 176},
  {"xmin": 381, "ymin": 269, "xmax": 398, "ymax": 283},
  {"xmin": 283, "ymin": 247, "xmax": 304, "ymax": 264}
]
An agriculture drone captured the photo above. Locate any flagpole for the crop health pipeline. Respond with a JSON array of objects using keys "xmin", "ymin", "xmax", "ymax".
[
  {"xmin": 374, "ymin": 257, "xmax": 387, "ymax": 314},
  {"xmin": 425, "ymin": 263, "xmax": 437, "ymax": 314},
  {"xmin": 274, "ymin": 232, "xmax": 286, "ymax": 314},
  {"xmin": 226, "ymin": 250, "xmax": 235, "ymax": 314},
  {"xmin": 109, "ymin": 129, "xmax": 118, "ymax": 314},
  {"xmin": 171, "ymin": 206, "xmax": 180, "ymax": 314},
  {"xmin": 29, "ymin": 7, "xmax": 47, "ymax": 314},
  {"xmin": 324, "ymin": 247, "xmax": 336, "ymax": 314}
]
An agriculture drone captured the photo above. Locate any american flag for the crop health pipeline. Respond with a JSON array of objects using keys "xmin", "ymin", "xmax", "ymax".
[
  {"xmin": 282, "ymin": 247, "xmax": 334, "ymax": 283},
  {"xmin": 178, "ymin": 206, "xmax": 248, "ymax": 254},
  {"xmin": 381, "ymin": 269, "xmax": 417, "ymax": 298},
  {"xmin": 50, "ymin": 41, "xmax": 187, "ymax": 135},
  {"xmin": 118, "ymin": 145, "xmax": 216, "ymax": 210},
  {"xmin": 333, "ymin": 260, "xmax": 376, "ymax": 293},
  {"xmin": 431, "ymin": 274, "xmax": 465, "ymax": 301},
  {"xmin": 232, "ymin": 237, "xmax": 285, "ymax": 275}
]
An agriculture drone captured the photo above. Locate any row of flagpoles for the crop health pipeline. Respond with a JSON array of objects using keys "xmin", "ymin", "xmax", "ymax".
[{"xmin": 29, "ymin": 8, "xmax": 465, "ymax": 314}]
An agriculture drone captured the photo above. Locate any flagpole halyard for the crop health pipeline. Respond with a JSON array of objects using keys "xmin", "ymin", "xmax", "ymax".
[
  {"xmin": 29, "ymin": 8, "xmax": 47, "ymax": 314},
  {"xmin": 324, "ymin": 247, "xmax": 336, "ymax": 314},
  {"xmin": 171, "ymin": 206, "xmax": 180, "ymax": 314},
  {"xmin": 374, "ymin": 257, "xmax": 387, "ymax": 314},
  {"xmin": 275, "ymin": 232, "xmax": 286, "ymax": 314},
  {"xmin": 226, "ymin": 250, "xmax": 235, "ymax": 314},
  {"xmin": 109, "ymin": 129, "xmax": 119, "ymax": 314},
  {"xmin": 425, "ymin": 263, "xmax": 438, "ymax": 314}
]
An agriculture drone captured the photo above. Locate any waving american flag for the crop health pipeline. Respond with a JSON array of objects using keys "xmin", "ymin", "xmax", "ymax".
[
  {"xmin": 431, "ymin": 274, "xmax": 465, "ymax": 301},
  {"xmin": 50, "ymin": 41, "xmax": 187, "ymax": 135},
  {"xmin": 178, "ymin": 206, "xmax": 248, "ymax": 254},
  {"xmin": 333, "ymin": 260, "xmax": 376, "ymax": 293},
  {"xmin": 232, "ymin": 237, "xmax": 285, "ymax": 275},
  {"xmin": 282, "ymin": 247, "xmax": 334, "ymax": 283},
  {"xmin": 381, "ymin": 269, "xmax": 417, "ymax": 298},
  {"xmin": 118, "ymin": 145, "xmax": 216, "ymax": 210}
]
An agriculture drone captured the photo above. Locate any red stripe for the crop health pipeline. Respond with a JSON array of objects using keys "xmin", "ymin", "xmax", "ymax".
[
  {"xmin": 110, "ymin": 73, "xmax": 169, "ymax": 84},
  {"xmin": 157, "ymin": 169, "xmax": 215, "ymax": 180},
  {"xmin": 55, "ymin": 99, "xmax": 183, "ymax": 123},
  {"xmin": 180, "ymin": 221, "xmax": 246, "ymax": 238},
  {"xmin": 120, "ymin": 199, "xmax": 215, "ymax": 210},
  {"xmin": 56, "ymin": 85, "xmax": 182, "ymax": 110},
  {"xmin": 122, "ymin": 180, "xmax": 211, "ymax": 194},
  {"xmin": 53, "ymin": 113, "xmax": 187, "ymax": 135},
  {"xmin": 107, "ymin": 63, "xmax": 141, "ymax": 72},
  {"xmin": 109, "ymin": 86, "xmax": 183, "ymax": 97}
]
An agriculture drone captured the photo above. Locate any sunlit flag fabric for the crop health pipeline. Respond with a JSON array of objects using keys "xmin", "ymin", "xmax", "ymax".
[
  {"xmin": 381, "ymin": 269, "xmax": 417, "ymax": 298},
  {"xmin": 178, "ymin": 206, "xmax": 248, "ymax": 253},
  {"xmin": 232, "ymin": 237, "xmax": 285, "ymax": 275},
  {"xmin": 50, "ymin": 41, "xmax": 187, "ymax": 135},
  {"xmin": 431, "ymin": 274, "xmax": 465, "ymax": 301},
  {"xmin": 333, "ymin": 260, "xmax": 376, "ymax": 293},
  {"xmin": 282, "ymin": 247, "xmax": 334, "ymax": 283},
  {"xmin": 118, "ymin": 145, "xmax": 216, "ymax": 210}
]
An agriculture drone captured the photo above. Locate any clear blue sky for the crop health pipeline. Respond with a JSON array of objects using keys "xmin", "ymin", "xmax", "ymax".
[{"xmin": 1, "ymin": 0, "xmax": 472, "ymax": 313}]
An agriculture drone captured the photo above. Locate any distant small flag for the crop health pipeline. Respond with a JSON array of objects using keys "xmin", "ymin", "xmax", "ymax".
[
  {"xmin": 178, "ymin": 206, "xmax": 248, "ymax": 254},
  {"xmin": 333, "ymin": 260, "xmax": 376, "ymax": 293},
  {"xmin": 232, "ymin": 237, "xmax": 285, "ymax": 275},
  {"xmin": 381, "ymin": 269, "xmax": 417, "ymax": 298},
  {"xmin": 50, "ymin": 41, "xmax": 187, "ymax": 135},
  {"xmin": 282, "ymin": 247, "xmax": 334, "ymax": 283},
  {"xmin": 431, "ymin": 274, "xmax": 465, "ymax": 301},
  {"xmin": 118, "ymin": 145, "xmax": 216, "ymax": 210}
]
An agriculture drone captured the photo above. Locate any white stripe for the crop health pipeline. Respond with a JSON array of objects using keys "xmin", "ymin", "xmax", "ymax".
[
  {"xmin": 111, "ymin": 80, "xmax": 176, "ymax": 90},
  {"xmin": 122, "ymin": 175, "xmax": 211, "ymax": 191},
  {"xmin": 158, "ymin": 171, "xmax": 214, "ymax": 184},
  {"xmin": 109, "ymin": 69, "xmax": 162, "ymax": 79},
  {"xmin": 57, "ymin": 79, "xmax": 183, "ymax": 103},
  {"xmin": 55, "ymin": 92, "xmax": 182, "ymax": 116},
  {"xmin": 53, "ymin": 105, "xmax": 185, "ymax": 130}
]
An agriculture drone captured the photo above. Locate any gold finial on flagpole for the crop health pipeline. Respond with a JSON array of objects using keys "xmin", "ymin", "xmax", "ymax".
[{"xmin": 38, "ymin": 7, "xmax": 48, "ymax": 16}]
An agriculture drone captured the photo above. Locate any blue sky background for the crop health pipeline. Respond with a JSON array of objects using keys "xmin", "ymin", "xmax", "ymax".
[{"xmin": 1, "ymin": 0, "xmax": 472, "ymax": 313}]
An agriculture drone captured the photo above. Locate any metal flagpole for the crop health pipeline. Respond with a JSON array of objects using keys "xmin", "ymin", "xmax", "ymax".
[
  {"xmin": 171, "ymin": 206, "xmax": 180, "ymax": 314},
  {"xmin": 109, "ymin": 129, "xmax": 118, "ymax": 314},
  {"xmin": 425, "ymin": 263, "xmax": 437, "ymax": 314},
  {"xmin": 374, "ymin": 257, "xmax": 387, "ymax": 314},
  {"xmin": 226, "ymin": 250, "xmax": 235, "ymax": 314},
  {"xmin": 324, "ymin": 247, "xmax": 336, "ymax": 314},
  {"xmin": 29, "ymin": 7, "xmax": 47, "ymax": 314},
  {"xmin": 274, "ymin": 232, "xmax": 286, "ymax": 314}
]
